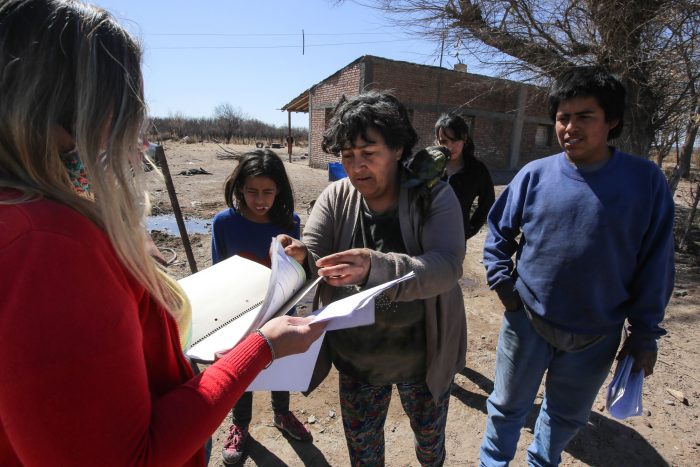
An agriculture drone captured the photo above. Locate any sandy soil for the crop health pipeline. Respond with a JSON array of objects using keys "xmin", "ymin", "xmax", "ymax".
[{"xmin": 147, "ymin": 142, "xmax": 700, "ymax": 466}]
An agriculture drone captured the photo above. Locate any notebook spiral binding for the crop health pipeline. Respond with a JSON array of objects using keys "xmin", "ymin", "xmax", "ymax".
[{"xmin": 190, "ymin": 300, "xmax": 264, "ymax": 346}]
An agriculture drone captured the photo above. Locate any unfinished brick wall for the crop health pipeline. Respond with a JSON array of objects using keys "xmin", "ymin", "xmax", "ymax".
[
  {"xmin": 520, "ymin": 86, "xmax": 561, "ymax": 164},
  {"xmin": 306, "ymin": 56, "xmax": 561, "ymax": 172},
  {"xmin": 308, "ymin": 63, "xmax": 363, "ymax": 169}
]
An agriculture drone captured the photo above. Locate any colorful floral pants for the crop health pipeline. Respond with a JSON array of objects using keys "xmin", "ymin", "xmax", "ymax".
[{"xmin": 339, "ymin": 372, "xmax": 450, "ymax": 466}]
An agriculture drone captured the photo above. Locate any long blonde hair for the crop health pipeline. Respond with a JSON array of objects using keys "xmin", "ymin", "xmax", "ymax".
[{"xmin": 0, "ymin": 0, "xmax": 189, "ymax": 330}]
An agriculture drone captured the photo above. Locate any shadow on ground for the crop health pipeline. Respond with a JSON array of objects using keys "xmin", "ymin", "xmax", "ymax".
[
  {"xmin": 245, "ymin": 435, "xmax": 331, "ymax": 467},
  {"xmin": 453, "ymin": 367, "xmax": 668, "ymax": 466}
]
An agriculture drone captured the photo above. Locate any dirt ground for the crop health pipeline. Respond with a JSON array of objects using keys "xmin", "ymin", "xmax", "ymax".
[{"xmin": 147, "ymin": 142, "xmax": 700, "ymax": 466}]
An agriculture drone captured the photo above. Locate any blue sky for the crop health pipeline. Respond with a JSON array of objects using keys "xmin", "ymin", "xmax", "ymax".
[{"xmin": 92, "ymin": 0, "xmax": 486, "ymax": 127}]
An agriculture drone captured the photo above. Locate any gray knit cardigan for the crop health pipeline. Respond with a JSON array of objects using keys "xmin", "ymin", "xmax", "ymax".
[{"xmin": 302, "ymin": 177, "xmax": 467, "ymax": 398}]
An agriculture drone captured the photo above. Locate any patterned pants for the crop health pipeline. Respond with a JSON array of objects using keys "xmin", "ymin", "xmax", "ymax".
[{"xmin": 339, "ymin": 372, "xmax": 450, "ymax": 466}]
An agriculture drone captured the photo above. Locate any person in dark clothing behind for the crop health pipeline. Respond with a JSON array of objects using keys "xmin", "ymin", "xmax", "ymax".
[{"xmin": 435, "ymin": 113, "xmax": 495, "ymax": 240}]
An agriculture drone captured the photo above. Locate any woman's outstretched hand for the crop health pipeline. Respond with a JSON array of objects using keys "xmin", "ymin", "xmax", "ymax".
[
  {"xmin": 276, "ymin": 234, "xmax": 308, "ymax": 265},
  {"xmin": 315, "ymin": 248, "xmax": 371, "ymax": 287},
  {"xmin": 259, "ymin": 315, "xmax": 326, "ymax": 359}
]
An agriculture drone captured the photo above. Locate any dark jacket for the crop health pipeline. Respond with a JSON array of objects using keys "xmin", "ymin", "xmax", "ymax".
[{"xmin": 444, "ymin": 156, "xmax": 495, "ymax": 240}]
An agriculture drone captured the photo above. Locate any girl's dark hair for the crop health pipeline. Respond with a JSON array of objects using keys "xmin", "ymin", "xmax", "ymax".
[
  {"xmin": 434, "ymin": 113, "xmax": 475, "ymax": 160},
  {"xmin": 548, "ymin": 66, "xmax": 626, "ymax": 140},
  {"xmin": 223, "ymin": 149, "xmax": 296, "ymax": 231},
  {"xmin": 322, "ymin": 90, "xmax": 418, "ymax": 161}
]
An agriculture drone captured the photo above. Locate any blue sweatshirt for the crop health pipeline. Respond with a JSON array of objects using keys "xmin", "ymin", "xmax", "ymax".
[
  {"xmin": 211, "ymin": 207, "xmax": 300, "ymax": 267},
  {"xmin": 484, "ymin": 150, "xmax": 674, "ymax": 351}
]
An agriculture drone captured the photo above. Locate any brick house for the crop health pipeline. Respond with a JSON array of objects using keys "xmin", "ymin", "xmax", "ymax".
[{"xmin": 282, "ymin": 55, "xmax": 560, "ymax": 182}]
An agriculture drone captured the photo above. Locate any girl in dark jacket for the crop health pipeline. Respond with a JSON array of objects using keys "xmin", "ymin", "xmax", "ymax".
[{"xmin": 435, "ymin": 113, "xmax": 495, "ymax": 240}]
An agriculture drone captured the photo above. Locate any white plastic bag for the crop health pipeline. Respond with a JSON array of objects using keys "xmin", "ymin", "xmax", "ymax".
[{"xmin": 606, "ymin": 355, "xmax": 644, "ymax": 419}]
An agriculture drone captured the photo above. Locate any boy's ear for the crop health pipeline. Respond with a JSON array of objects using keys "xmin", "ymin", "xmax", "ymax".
[{"xmin": 608, "ymin": 118, "xmax": 620, "ymax": 132}]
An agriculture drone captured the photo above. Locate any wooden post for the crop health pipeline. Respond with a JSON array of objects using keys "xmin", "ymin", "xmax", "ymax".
[
  {"xmin": 154, "ymin": 145, "xmax": 198, "ymax": 274},
  {"xmin": 287, "ymin": 110, "xmax": 293, "ymax": 163}
]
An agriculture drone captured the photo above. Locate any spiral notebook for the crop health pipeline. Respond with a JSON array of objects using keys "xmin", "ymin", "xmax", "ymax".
[
  {"xmin": 180, "ymin": 235, "xmax": 416, "ymax": 390},
  {"xmin": 181, "ymin": 237, "xmax": 317, "ymax": 363}
]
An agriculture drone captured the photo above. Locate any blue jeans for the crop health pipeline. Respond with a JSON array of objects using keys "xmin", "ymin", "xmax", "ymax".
[{"xmin": 479, "ymin": 308, "xmax": 621, "ymax": 467}]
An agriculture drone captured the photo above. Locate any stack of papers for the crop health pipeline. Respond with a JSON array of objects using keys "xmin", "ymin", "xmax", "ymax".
[{"xmin": 179, "ymin": 236, "xmax": 415, "ymax": 391}]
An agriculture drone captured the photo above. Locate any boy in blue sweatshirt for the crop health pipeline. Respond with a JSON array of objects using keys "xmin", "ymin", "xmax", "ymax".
[{"xmin": 480, "ymin": 66, "xmax": 674, "ymax": 466}]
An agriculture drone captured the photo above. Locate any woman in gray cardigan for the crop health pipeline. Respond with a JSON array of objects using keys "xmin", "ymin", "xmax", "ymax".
[{"xmin": 279, "ymin": 91, "xmax": 466, "ymax": 466}]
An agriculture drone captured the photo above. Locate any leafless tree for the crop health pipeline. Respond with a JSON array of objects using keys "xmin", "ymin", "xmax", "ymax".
[
  {"xmin": 678, "ymin": 96, "xmax": 699, "ymax": 178},
  {"xmin": 214, "ymin": 103, "xmax": 243, "ymax": 144},
  {"xmin": 149, "ymin": 114, "xmax": 309, "ymax": 147},
  {"xmin": 166, "ymin": 111, "xmax": 187, "ymax": 139},
  {"xmin": 345, "ymin": 0, "xmax": 699, "ymax": 163},
  {"xmin": 678, "ymin": 179, "xmax": 700, "ymax": 250},
  {"xmin": 651, "ymin": 9, "xmax": 700, "ymax": 180}
]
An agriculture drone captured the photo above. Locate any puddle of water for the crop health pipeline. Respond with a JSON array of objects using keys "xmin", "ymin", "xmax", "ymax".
[{"xmin": 147, "ymin": 214, "xmax": 211, "ymax": 236}]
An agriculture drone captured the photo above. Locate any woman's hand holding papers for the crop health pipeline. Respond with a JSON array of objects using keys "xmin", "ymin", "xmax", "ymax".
[
  {"xmin": 315, "ymin": 248, "xmax": 371, "ymax": 287},
  {"xmin": 277, "ymin": 233, "xmax": 372, "ymax": 288},
  {"xmin": 277, "ymin": 234, "xmax": 308, "ymax": 264},
  {"xmin": 260, "ymin": 315, "xmax": 326, "ymax": 359}
]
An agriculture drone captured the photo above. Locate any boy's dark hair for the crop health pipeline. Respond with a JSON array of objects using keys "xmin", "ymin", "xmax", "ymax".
[
  {"xmin": 223, "ymin": 149, "xmax": 296, "ymax": 231},
  {"xmin": 435, "ymin": 113, "xmax": 475, "ymax": 160},
  {"xmin": 322, "ymin": 90, "xmax": 418, "ymax": 161},
  {"xmin": 548, "ymin": 66, "xmax": 626, "ymax": 140}
]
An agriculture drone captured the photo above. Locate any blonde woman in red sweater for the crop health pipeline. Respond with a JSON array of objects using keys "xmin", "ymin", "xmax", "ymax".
[{"xmin": 0, "ymin": 1, "xmax": 324, "ymax": 465}]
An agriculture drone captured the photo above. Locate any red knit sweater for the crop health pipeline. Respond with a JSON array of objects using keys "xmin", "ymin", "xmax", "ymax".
[{"xmin": 0, "ymin": 196, "xmax": 271, "ymax": 466}]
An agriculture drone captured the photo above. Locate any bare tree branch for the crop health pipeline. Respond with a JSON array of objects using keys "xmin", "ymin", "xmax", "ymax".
[{"xmin": 345, "ymin": 0, "xmax": 699, "ymax": 157}]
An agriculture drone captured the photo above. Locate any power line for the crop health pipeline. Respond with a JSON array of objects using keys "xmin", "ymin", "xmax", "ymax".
[
  {"xmin": 149, "ymin": 38, "xmax": 418, "ymax": 50},
  {"xmin": 148, "ymin": 32, "xmax": 393, "ymax": 37},
  {"xmin": 151, "ymin": 45, "xmax": 299, "ymax": 50}
]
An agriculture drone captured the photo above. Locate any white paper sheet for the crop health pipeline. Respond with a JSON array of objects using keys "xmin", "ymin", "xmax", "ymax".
[
  {"xmin": 254, "ymin": 237, "xmax": 307, "ymax": 329},
  {"xmin": 245, "ymin": 271, "xmax": 416, "ymax": 391},
  {"xmin": 247, "ymin": 333, "xmax": 326, "ymax": 391},
  {"xmin": 310, "ymin": 271, "xmax": 415, "ymax": 330}
]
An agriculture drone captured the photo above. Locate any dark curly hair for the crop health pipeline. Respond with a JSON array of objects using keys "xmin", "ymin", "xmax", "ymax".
[
  {"xmin": 548, "ymin": 66, "xmax": 626, "ymax": 140},
  {"xmin": 223, "ymin": 149, "xmax": 296, "ymax": 231},
  {"xmin": 322, "ymin": 91, "xmax": 418, "ymax": 160}
]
